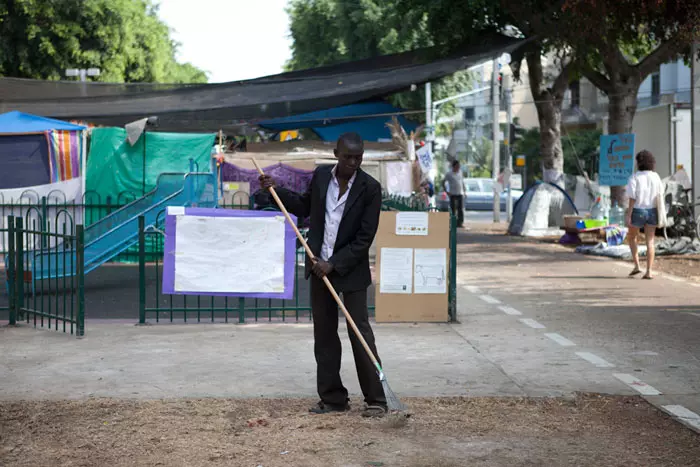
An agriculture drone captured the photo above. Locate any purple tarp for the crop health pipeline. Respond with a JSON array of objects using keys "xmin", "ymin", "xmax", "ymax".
[
  {"xmin": 162, "ymin": 207, "xmax": 297, "ymax": 299},
  {"xmin": 220, "ymin": 162, "xmax": 313, "ymax": 194}
]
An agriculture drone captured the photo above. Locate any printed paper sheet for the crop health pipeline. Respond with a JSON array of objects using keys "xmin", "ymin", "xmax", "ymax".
[
  {"xmin": 174, "ymin": 215, "xmax": 286, "ymax": 293},
  {"xmin": 379, "ymin": 247, "xmax": 413, "ymax": 294},
  {"xmin": 396, "ymin": 211, "xmax": 429, "ymax": 236},
  {"xmin": 413, "ymin": 248, "xmax": 447, "ymax": 294}
]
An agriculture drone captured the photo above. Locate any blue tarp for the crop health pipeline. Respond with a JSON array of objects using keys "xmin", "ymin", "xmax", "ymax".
[
  {"xmin": 0, "ymin": 110, "xmax": 85, "ymax": 134},
  {"xmin": 258, "ymin": 101, "xmax": 418, "ymax": 142}
]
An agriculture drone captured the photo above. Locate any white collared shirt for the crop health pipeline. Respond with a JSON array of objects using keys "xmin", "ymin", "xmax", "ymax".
[{"xmin": 321, "ymin": 166, "xmax": 356, "ymax": 261}]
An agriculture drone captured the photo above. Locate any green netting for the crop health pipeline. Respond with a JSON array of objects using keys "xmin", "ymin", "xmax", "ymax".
[{"xmin": 86, "ymin": 127, "xmax": 215, "ymax": 201}]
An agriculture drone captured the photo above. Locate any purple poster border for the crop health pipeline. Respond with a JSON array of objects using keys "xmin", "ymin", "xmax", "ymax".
[{"xmin": 162, "ymin": 207, "xmax": 297, "ymax": 299}]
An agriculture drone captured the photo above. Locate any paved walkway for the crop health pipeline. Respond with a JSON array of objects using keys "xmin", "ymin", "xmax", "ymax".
[
  {"xmin": 453, "ymin": 223, "xmax": 700, "ymax": 431},
  {"xmin": 1, "ymin": 222, "xmax": 699, "ymax": 431}
]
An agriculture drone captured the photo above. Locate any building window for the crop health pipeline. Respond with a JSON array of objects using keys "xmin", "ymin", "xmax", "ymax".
[
  {"xmin": 569, "ymin": 80, "xmax": 580, "ymax": 108},
  {"xmin": 651, "ymin": 71, "xmax": 660, "ymax": 106}
]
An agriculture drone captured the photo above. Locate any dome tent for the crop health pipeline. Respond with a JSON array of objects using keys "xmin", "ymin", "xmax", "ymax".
[{"xmin": 508, "ymin": 182, "xmax": 578, "ymax": 237}]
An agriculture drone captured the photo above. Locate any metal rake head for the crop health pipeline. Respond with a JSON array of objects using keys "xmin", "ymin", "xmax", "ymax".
[{"xmin": 381, "ymin": 378, "xmax": 407, "ymax": 412}]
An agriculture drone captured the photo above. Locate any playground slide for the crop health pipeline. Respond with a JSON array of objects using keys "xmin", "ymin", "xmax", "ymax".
[{"xmin": 22, "ymin": 172, "xmax": 217, "ymax": 280}]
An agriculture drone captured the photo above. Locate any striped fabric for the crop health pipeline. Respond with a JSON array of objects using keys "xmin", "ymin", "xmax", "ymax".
[{"xmin": 46, "ymin": 130, "xmax": 82, "ymax": 182}]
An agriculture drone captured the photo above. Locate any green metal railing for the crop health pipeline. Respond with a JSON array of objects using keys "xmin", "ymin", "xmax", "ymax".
[
  {"xmin": 137, "ymin": 207, "xmax": 458, "ymax": 324},
  {"xmin": 0, "ymin": 190, "xmax": 134, "ymax": 255},
  {"xmin": 1, "ymin": 217, "xmax": 15, "ymax": 320},
  {"xmin": 381, "ymin": 192, "xmax": 432, "ymax": 212},
  {"xmin": 137, "ymin": 213, "xmax": 345, "ymax": 324},
  {"xmin": 5, "ymin": 215, "xmax": 85, "ymax": 336}
]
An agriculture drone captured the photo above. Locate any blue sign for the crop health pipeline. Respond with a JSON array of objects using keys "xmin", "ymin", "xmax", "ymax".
[{"xmin": 599, "ymin": 133, "xmax": 635, "ymax": 186}]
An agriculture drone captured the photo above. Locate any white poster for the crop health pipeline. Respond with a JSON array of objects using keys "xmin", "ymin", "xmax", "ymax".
[
  {"xmin": 414, "ymin": 248, "xmax": 447, "ymax": 294},
  {"xmin": 174, "ymin": 215, "xmax": 286, "ymax": 293},
  {"xmin": 395, "ymin": 211, "xmax": 429, "ymax": 236},
  {"xmin": 382, "ymin": 161, "xmax": 413, "ymax": 196},
  {"xmin": 379, "ymin": 247, "xmax": 413, "ymax": 294}
]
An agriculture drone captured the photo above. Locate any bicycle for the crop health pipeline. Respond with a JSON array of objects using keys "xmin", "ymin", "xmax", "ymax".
[{"xmin": 664, "ymin": 188, "xmax": 700, "ymax": 239}]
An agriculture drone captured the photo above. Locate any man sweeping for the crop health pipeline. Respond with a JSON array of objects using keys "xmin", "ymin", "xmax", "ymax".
[{"xmin": 259, "ymin": 132, "xmax": 387, "ymax": 418}]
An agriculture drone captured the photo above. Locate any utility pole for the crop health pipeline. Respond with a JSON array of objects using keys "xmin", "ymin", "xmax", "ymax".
[
  {"xmin": 504, "ymin": 74, "xmax": 513, "ymax": 221},
  {"xmin": 692, "ymin": 42, "xmax": 700, "ymax": 220},
  {"xmin": 425, "ymin": 82, "xmax": 433, "ymax": 145},
  {"xmin": 491, "ymin": 58, "xmax": 501, "ymax": 223}
]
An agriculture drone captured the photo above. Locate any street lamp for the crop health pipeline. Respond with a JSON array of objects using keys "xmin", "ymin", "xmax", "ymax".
[{"xmin": 65, "ymin": 68, "xmax": 101, "ymax": 82}]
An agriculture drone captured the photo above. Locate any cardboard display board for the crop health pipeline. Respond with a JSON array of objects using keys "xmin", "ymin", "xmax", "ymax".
[{"xmin": 375, "ymin": 211, "xmax": 450, "ymax": 322}]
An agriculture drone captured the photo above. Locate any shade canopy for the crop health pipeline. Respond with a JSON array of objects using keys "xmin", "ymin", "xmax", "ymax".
[
  {"xmin": 0, "ymin": 111, "xmax": 86, "ymax": 134},
  {"xmin": 0, "ymin": 34, "xmax": 525, "ymax": 132}
]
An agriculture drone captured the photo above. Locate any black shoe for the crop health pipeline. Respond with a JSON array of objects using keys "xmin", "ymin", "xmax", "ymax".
[
  {"xmin": 309, "ymin": 401, "xmax": 350, "ymax": 414},
  {"xmin": 362, "ymin": 403, "xmax": 388, "ymax": 418}
]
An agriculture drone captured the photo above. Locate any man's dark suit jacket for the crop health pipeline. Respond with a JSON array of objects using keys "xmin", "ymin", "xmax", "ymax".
[{"xmin": 276, "ymin": 165, "xmax": 382, "ymax": 293}]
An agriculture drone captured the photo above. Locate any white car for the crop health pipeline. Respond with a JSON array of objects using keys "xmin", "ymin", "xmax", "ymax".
[{"xmin": 437, "ymin": 178, "xmax": 523, "ymax": 211}]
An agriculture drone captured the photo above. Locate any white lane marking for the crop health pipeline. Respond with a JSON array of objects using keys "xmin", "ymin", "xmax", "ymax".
[
  {"xmin": 662, "ymin": 405, "xmax": 700, "ymax": 430},
  {"xmin": 498, "ymin": 305, "xmax": 522, "ymax": 316},
  {"xmin": 631, "ymin": 351, "xmax": 659, "ymax": 356},
  {"xmin": 478, "ymin": 295, "xmax": 501, "ymax": 305},
  {"xmin": 466, "ymin": 286, "xmax": 481, "ymax": 294},
  {"xmin": 545, "ymin": 333, "xmax": 575, "ymax": 346},
  {"xmin": 613, "ymin": 373, "xmax": 662, "ymax": 395},
  {"xmin": 575, "ymin": 351, "xmax": 615, "ymax": 368},
  {"xmin": 683, "ymin": 312, "xmax": 700, "ymax": 318},
  {"xmin": 519, "ymin": 318, "xmax": 545, "ymax": 329}
]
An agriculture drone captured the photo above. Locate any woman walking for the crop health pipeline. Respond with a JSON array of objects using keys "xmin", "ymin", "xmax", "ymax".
[{"xmin": 626, "ymin": 150, "xmax": 663, "ymax": 279}]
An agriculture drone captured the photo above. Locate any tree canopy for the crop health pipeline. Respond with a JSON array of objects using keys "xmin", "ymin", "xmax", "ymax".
[
  {"xmin": 286, "ymin": 0, "xmax": 472, "ymax": 115},
  {"xmin": 0, "ymin": 0, "xmax": 207, "ymax": 83}
]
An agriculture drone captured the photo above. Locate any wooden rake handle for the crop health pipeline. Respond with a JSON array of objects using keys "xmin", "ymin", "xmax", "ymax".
[{"xmin": 251, "ymin": 158, "xmax": 383, "ymax": 374}]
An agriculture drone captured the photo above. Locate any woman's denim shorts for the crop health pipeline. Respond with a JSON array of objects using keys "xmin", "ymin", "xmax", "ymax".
[{"xmin": 630, "ymin": 207, "xmax": 658, "ymax": 228}]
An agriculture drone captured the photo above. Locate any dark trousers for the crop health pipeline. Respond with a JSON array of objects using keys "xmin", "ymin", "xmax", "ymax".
[
  {"xmin": 450, "ymin": 195, "xmax": 464, "ymax": 226},
  {"xmin": 310, "ymin": 275, "xmax": 386, "ymax": 407}
]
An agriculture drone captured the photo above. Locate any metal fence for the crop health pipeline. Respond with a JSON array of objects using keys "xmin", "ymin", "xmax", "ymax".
[
  {"xmin": 0, "ymin": 219, "xmax": 13, "ymax": 317},
  {"xmin": 4, "ymin": 215, "xmax": 85, "ymax": 336},
  {"xmin": 0, "ymin": 190, "xmax": 132, "ymax": 255},
  {"xmin": 137, "ymin": 199, "xmax": 457, "ymax": 324},
  {"xmin": 2, "ymin": 187, "xmax": 454, "ymax": 327}
]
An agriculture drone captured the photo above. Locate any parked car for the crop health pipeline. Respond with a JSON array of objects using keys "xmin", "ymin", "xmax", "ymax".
[{"xmin": 436, "ymin": 177, "xmax": 523, "ymax": 212}]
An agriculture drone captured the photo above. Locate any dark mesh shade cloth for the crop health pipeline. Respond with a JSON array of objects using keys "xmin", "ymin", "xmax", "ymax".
[{"xmin": 0, "ymin": 34, "xmax": 525, "ymax": 131}]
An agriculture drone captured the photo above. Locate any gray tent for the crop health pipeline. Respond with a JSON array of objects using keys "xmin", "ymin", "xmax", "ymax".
[{"xmin": 508, "ymin": 182, "xmax": 578, "ymax": 237}]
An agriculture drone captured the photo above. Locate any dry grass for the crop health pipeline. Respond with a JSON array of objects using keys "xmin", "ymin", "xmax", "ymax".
[{"xmin": 1, "ymin": 394, "xmax": 699, "ymax": 467}]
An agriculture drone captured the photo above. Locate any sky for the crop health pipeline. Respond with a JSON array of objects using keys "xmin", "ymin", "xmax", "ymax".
[{"xmin": 157, "ymin": 0, "xmax": 293, "ymax": 83}]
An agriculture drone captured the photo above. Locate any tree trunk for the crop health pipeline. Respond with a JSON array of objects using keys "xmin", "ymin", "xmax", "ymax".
[
  {"xmin": 607, "ymin": 82, "xmax": 639, "ymax": 205},
  {"xmin": 525, "ymin": 51, "xmax": 567, "ymax": 188},
  {"xmin": 535, "ymin": 99, "xmax": 565, "ymax": 187}
]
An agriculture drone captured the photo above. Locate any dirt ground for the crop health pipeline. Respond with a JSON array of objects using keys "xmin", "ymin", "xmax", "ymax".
[
  {"xmin": 1, "ymin": 395, "xmax": 699, "ymax": 467},
  {"xmin": 473, "ymin": 223, "xmax": 700, "ymax": 283},
  {"xmin": 651, "ymin": 254, "xmax": 700, "ymax": 281}
]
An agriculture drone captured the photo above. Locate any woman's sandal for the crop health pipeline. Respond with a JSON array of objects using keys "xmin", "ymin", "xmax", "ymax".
[
  {"xmin": 629, "ymin": 268, "xmax": 642, "ymax": 277},
  {"xmin": 642, "ymin": 272, "xmax": 653, "ymax": 280}
]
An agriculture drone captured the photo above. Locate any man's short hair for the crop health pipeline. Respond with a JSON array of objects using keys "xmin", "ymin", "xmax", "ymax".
[
  {"xmin": 452, "ymin": 160, "xmax": 460, "ymax": 168},
  {"xmin": 337, "ymin": 132, "xmax": 364, "ymax": 151}
]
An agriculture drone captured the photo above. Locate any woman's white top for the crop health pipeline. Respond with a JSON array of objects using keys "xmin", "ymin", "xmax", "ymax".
[{"xmin": 626, "ymin": 170, "xmax": 662, "ymax": 209}]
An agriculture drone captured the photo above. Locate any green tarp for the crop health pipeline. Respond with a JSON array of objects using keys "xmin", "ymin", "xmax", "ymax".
[{"xmin": 86, "ymin": 127, "xmax": 215, "ymax": 201}]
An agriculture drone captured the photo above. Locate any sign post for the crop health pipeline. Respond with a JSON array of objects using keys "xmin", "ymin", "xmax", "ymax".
[{"xmin": 599, "ymin": 134, "xmax": 635, "ymax": 186}]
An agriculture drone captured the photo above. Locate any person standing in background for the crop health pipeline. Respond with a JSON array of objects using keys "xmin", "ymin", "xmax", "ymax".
[
  {"xmin": 626, "ymin": 150, "xmax": 663, "ymax": 280},
  {"xmin": 443, "ymin": 160, "xmax": 465, "ymax": 227}
]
